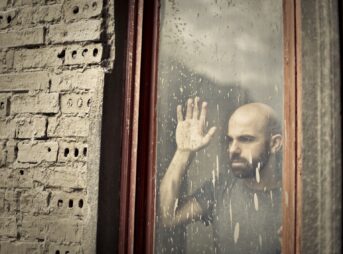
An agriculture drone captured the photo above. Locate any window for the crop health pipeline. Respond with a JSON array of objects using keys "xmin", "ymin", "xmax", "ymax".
[{"xmin": 115, "ymin": 0, "xmax": 341, "ymax": 253}]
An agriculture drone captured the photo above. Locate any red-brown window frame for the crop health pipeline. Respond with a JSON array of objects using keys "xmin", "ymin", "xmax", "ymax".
[{"xmin": 118, "ymin": 0, "xmax": 302, "ymax": 253}]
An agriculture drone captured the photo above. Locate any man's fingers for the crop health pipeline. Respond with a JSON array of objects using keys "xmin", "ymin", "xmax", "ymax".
[
  {"xmin": 177, "ymin": 105, "xmax": 183, "ymax": 122},
  {"xmin": 202, "ymin": 126, "xmax": 217, "ymax": 145},
  {"xmin": 193, "ymin": 97, "xmax": 200, "ymax": 119},
  {"xmin": 186, "ymin": 98, "xmax": 193, "ymax": 119},
  {"xmin": 199, "ymin": 101, "xmax": 208, "ymax": 123}
]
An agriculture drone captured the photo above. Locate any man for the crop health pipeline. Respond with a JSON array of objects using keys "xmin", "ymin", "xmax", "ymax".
[{"xmin": 160, "ymin": 97, "xmax": 282, "ymax": 253}]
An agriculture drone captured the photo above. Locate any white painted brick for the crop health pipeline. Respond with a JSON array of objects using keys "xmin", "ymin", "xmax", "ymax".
[
  {"xmin": 0, "ymin": 71, "xmax": 49, "ymax": 92},
  {"xmin": 0, "ymin": 168, "xmax": 33, "ymax": 188},
  {"xmin": 13, "ymin": 46, "xmax": 65, "ymax": 69},
  {"xmin": 34, "ymin": 165, "xmax": 86, "ymax": 190},
  {"xmin": 0, "ymin": 9, "xmax": 16, "ymax": 29},
  {"xmin": 0, "ymin": 242, "xmax": 43, "ymax": 254},
  {"xmin": 0, "ymin": 27, "xmax": 44, "ymax": 48},
  {"xmin": 47, "ymin": 243, "xmax": 82, "ymax": 254},
  {"xmin": 0, "ymin": 141, "xmax": 5, "ymax": 166},
  {"xmin": 0, "ymin": 0, "xmax": 8, "ymax": 10},
  {"xmin": 17, "ymin": 141, "xmax": 58, "ymax": 163},
  {"xmin": 48, "ymin": 19, "xmax": 101, "ymax": 43},
  {"xmin": 15, "ymin": 116, "xmax": 47, "ymax": 139},
  {"xmin": 21, "ymin": 217, "xmax": 82, "ymax": 243},
  {"xmin": 58, "ymin": 141, "xmax": 87, "ymax": 162},
  {"xmin": 48, "ymin": 116, "xmax": 89, "ymax": 137},
  {"xmin": 64, "ymin": 43, "xmax": 103, "ymax": 65},
  {"xmin": 61, "ymin": 93, "xmax": 92, "ymax": 114},
  {"xmin": 11, "ymin": 5, "xmax": 62, "ymax": 26},
  {"xmin": 0, "ymin": 217, "xmax": 16, "ymax": 237},
  {"xmin": 0, "ymin": 93, "xmax": 10, "ymax": 116},
  {"xmin": 0, "ymin": 190, "xmax": 16, "ymax": 214},
  {"xmin": 47, "ymin": 219, "xmax": 82, "ymax": 243},
  {"xmin": 50, "ymin": 68, "xmax": 104, "ymax": 91},
  {"xmin": 11, "ymin": 93, "xmax": 59, "ymax": 114},
  {"xmin": 21, "ymin": 216, "xmax": 48, "ymax": 241},
  {"xmin": 20, "ymin": 189, "xmax": 50, "ymax": 214},
  {"xmin": 49, "ymin": 190, "xmax": 87, "ymax": 217},
  {"xmin": 6, "ymin": 140, "xmax": 17, "ymax": 163},
  {"xmin": 0, "ymin": 50, "xmax": 14, "ymax": 72},
  {"xmin": 32, "ymin": 4, "xmax": 62, "ymax": 23},
  {"xmin": 0, "ymin": 120, "xmax": 14, "ymax": 139},
  {"xmin": 63, "ymin": 0, "xmax": 103, "ymax": 22},
  {"xmin": 12, "ymin": 0, "xmax": 45, "ymax": 7}
]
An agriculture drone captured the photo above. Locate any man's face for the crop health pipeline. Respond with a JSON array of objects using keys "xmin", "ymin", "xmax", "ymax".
[{"xmin": 227, "ymin": 112, "xmax": 270, "ymax": 179}]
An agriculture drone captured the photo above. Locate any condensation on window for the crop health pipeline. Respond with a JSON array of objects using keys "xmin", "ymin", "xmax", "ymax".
[{"xmin": 155, "ymin": 0, "xmax": 283, "ymax": 253}]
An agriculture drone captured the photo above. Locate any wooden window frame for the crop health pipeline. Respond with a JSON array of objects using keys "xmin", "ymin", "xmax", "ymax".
[{"xmin": 118, "ymin": 0, "xmax": 303, "ymax": 253}]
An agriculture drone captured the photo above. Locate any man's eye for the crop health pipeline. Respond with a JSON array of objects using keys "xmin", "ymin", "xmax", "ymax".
[{"xmin": 239, "ymin": 136, "xmax": 255, "ymax": 142}]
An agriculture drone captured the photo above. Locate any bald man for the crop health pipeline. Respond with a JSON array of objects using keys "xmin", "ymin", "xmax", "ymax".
[{"xmin": 160, "ymin": 97, "xmax": 282, "ymax": 254}]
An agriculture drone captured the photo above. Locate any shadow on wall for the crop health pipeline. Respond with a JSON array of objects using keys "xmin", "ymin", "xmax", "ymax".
[{"xmin": 96, "ymin": 0, "xmax": 128, "ymax": 253}]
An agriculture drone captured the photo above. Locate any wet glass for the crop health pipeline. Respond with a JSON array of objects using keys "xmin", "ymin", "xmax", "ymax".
[{"xmin": 155, "ymin": 0, "xmax": 283, "ymax": 253}]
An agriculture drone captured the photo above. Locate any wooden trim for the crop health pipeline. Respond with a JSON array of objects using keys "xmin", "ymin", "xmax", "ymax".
[
  {"xmin": 295, "ymin": 0, "xmax": 302, "ymax": 253},
  {"xmin": 282, "ymin": 0, "xmax": 301, "ymax": 253},
  {"xmin": 134, "ymin": 0, "xmax": 160, "ymax": 253},
  {"xmin": 118, "ymin": 0, "xmax": 144, "ymax": 253}
]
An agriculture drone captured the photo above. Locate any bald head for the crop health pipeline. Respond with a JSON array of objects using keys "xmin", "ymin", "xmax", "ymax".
[{"xmin": 229, "ymin": 103, "xmax": 281, "ymax": 137}]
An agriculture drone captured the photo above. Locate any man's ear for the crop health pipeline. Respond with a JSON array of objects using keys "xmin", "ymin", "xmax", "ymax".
[{"xmin": 270, "ymin": 134, "xmax": 282, "ymax": 153}]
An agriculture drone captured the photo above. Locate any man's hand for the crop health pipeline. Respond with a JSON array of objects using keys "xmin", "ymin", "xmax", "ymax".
[{"xmin": 176, "ymin": 97, "xmax": 217, "ymax": 152}]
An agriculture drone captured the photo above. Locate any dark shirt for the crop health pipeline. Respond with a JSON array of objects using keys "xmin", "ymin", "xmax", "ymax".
[{"xmin": 194, "ymin": 175, "xmax": 282, "ymax": 254}]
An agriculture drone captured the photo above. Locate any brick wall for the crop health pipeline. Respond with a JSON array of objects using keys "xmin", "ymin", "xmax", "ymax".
[{"xmin": 0, "ymin": 0, "xmax": 115, "ymax": 252}]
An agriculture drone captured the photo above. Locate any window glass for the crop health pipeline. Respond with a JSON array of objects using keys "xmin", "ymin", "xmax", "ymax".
[{"xmin": 155, "ymin": 0, "xmax": 283, "ymax": 253}]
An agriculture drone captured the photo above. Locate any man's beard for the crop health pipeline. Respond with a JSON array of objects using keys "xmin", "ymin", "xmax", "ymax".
[{"xmin": 229, "ymin": 151, "xmax": 270, "ymax": 179}]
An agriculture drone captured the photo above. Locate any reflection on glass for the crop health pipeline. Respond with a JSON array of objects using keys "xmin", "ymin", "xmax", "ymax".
[{"xmin": 155, "ymin": 0, "xmax": 283, "ymax": 253}]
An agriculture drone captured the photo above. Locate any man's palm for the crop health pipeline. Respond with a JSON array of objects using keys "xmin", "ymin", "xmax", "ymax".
[{"xmin": 176, "ymin": 98, "xmax": 216, "ymax": 152}]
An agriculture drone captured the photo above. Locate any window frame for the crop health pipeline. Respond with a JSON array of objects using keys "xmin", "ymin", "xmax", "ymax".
[{"xmin": 118, "ymin": 0, "xmax": 303, "ymax": 253}]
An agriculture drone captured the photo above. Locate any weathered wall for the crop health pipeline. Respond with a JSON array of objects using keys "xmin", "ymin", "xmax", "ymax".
[
  {"xmin": 0, "ymin": 0, "xmax": 115, "ymax": 252},
  {"xmin": 301, "ymin": 0, "xmax": 342, "ymax": 253}
]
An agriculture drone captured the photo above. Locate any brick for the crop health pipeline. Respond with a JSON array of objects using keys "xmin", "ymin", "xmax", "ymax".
[
  {"xmin": 15, "ymin": 116, "xmax": 47, "ymax": 139},
  {"xmin": 32, "ymin": 4, "xmax": 62, "ymax": 23},
  {"xmin": 47, "ymin": 219, "xmax": 82, "ymax": 243},
  {"xmin": 34, "ymin": 165, "xmax": 86, "ymax": 189},
  {"xmin": 63, "ymin": 0, "xmax": 103, "ymax": 22},
  {"xmin": 0, "ymin": 119, "xmax": 14, "ymax": 139},
  {"xmin": 48, "ymin": 19, "xmax": 101, "ymax": 43},
  {"xmin": 58, "ymin": 141, "xmax": 87, "ymax": 162},
  {"xmin": 0, "ymin": 0, "xmax": 8, "ymax": 9},
  {"xmin": 21, "ymin": 216, "xmax": 82, "ymax": 243},
  {"xmin": 12, "ymin": 0, "xmax": 45, "ymax": 7},
  {"xmin": 0, "ymin": 242, "xmax": 43, "ymax": 254},
  {"xmin": 0, "ymin": 141, "xmax": 5, "ymax": 166},
  {"xmin": 13, "ymin": 46, "xmax": 65, "ymax": 69},
  {"xmin": 61, "ymin": 93, "xmax": 92, "ymax": 114},
  {"xmin": 11, "ymin": 93, "xmax": 59, "ymax": 114},
  {"xmin": 0, "ymin": 217, "xmax": 16, "ymax": 237},
  {"xmin": 21, "ymin": 216, "xmax": 47, "ymax": 240},
  {"xmin": 6, "ymin": 140, "xmax": 17, "ymax": 163},
  {"xmin": 0, "ymin": 93, "xmax": 10, "ymax": 116},
  {"xmin": 64, "ymin": 43, "xmax": 103, "ymax": 65},
  {"xmin": 20, "ymin": 189, "xmax": 50, "ymax": 214},
  {"xmin": 0, "ymin": 27, "xmax": 44, "ymax": 48},
  {"xmin": 0, "ymin": 168, "xmax": 33, "ymax": 189},
  {"xmin": 50, "ymin": 68, "xmax": 104, "ymax": 91},
  {"xmin": 47, "ymin": 243, "xmax": 82, "ymax": 254},
  {"xmin": 0, "ymin": 50, "xmax": 14, "ymax": 72},
  {"xmin": 49, "ymin": 190, "xmax": 86, "ymax": 217},
  {"xmin": 0, "ymin": 71, "xmax": 49, "ymax": 92},
  {"xmin": 0, "ymin": 9, "xmax": 16, "ymax": 29},
  {"xmin": 48, "ymin": 116, "xmax": 89, "ymax": 137},
  {"xmin": 17, "ymin": 141, "xmax": 58, "ymax": 163},
  {"xmin": 0, "ymin": 190, "xmax": 16, "ymax": 214}
]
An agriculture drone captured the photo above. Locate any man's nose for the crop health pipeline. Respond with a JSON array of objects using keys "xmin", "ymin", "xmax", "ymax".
[{"xmin": 228, "ymin": 140, "xmax": 241, "ymax": 156}]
